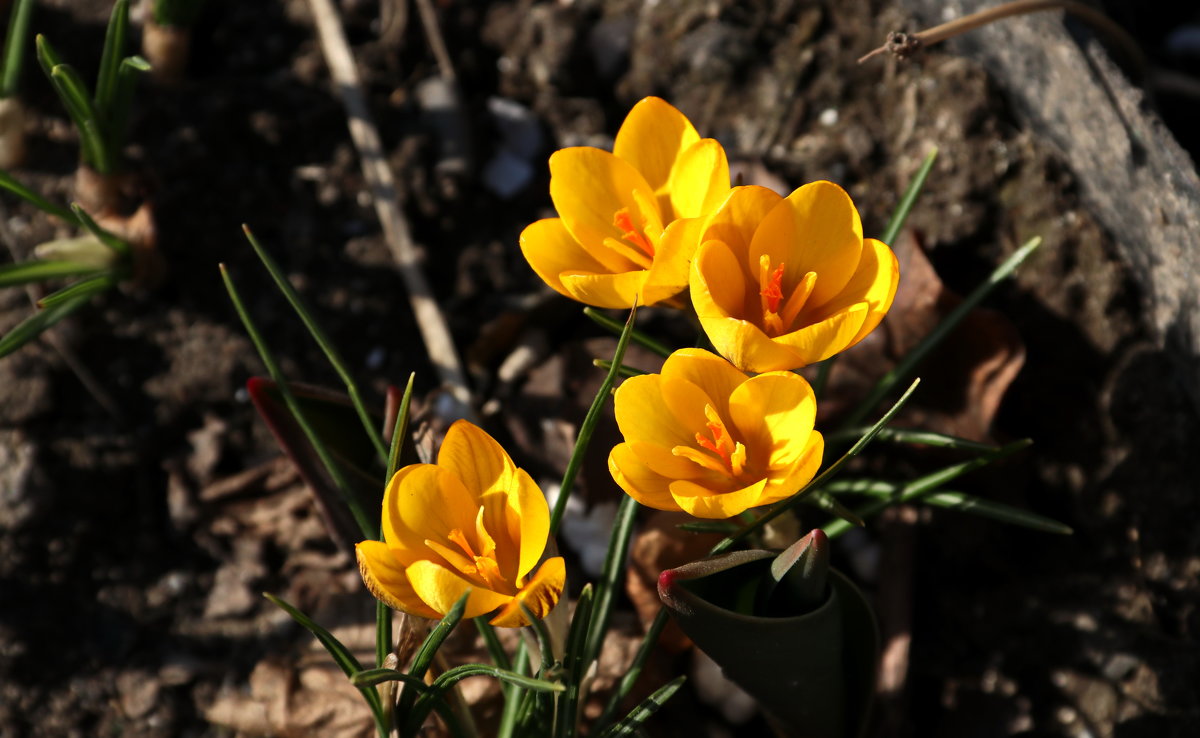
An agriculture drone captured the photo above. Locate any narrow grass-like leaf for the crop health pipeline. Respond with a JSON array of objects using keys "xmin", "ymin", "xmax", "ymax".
[
  {"xmin": 0, "ymin": 288, "xmax": 93, "ymax": 359},
  {"xmin": 106, "ymin": 55, "xmax": 149, "ymax": 156},
  {"xmin": 220, "ymin": 264, "xmax": 376, "ymax": 537},
  {"xmin": 843, "ymin": 236, "xmax": 1041, "ymax": 429},
  {"xmin": 408, "ymin": 664, "xmax": 561, "ymax": 738},
  {"xmin": 922, "ymin": 490, "xmax": 1072, "ymax": 534},
  {"xmin": 0, "ymin": 0, "xmax": 34, "ymax": 98},
  {"xmin": 375, "ymin": 373, "xmax": 414, "ymax": 669},
  {"xmin": 94, "ymin": 0, "xmax": 129, "ymax": 120},
  {"xmin": 582, "ymin": 306, "xmax": 671, "ymax": 358},
  {"xmin": 48, "ymin": 64, "xmax": 109, "ymax": 172},
  {"xmin": 811, "ymin": 358, "xmax": 833, "ymax": 400},
  {"xmin": 584, "ymin": 494, "xmax": 638, "ymax": 669},
  {"xmin": 519, "ymin": 602, "xmax": 559, "ymax": 736},
  {"xmin": 496, "ymin": 639, "xmax": 529, "ymax": 738},
  {"xmin": 550, "ymin": 304, "xmax": 638, "ymax": 535},
  {"xmin": 351, "ymin": 667, "xmax": 429, "ymax": 689},
  {"xmin": 823, "ymin": 438, "xmax": 1032, "ymax": 538},
  {"xmin": 0, "ymin": 170, "xmax": 78, "ymax": 224},
  {"xmin": 592, "ymin": 359, "xmax": 645, "ymax": 378},
  {"xmin": 597, "ymin": 675, "xmax": 686, "ymax": 737},
  {"xmin": 881, "ymin": 148, "xmax": 938, "ymax": 246},
  {"xmin": 396, "ymin": 591, "xmax": 469, "ymax": 734},
  {"xmin": 554, "ymin": 584, "xmax": 594, "ymax": 738},
  {"xmin": 244, "ymin": 225, "xmax": 389, "ymax": 463},
  {"xmin": 595, "ymin": 607, "xmax": 669, "ymax": 731},
  {"xmin": 711, "ymin": 378, "xmax": 921, "ymax": 555},
  {"xmin": 263, "ymin": 592, "xmax": 386, "ymax": 726},
  {"xmin": 71, "ymin": 203, "xmax": 132, "ymax": 257},
  {"xmin": 826, "ymin": 426, "xmax": 1000, "ymax": 452},
  {"xmin": 475, "ymin": 617, "xmax": 510, "ymax": 671},
  {"xmin": 0, "ymin": 260, "xmax": 103, "ymax": 287},
  {"xmin": 675, "ymin": 520, "xmax": 741, "ymax": 534},
  {"xmin": 807, "ymin": 489, "xmax": 865, "ymax": 528},
  {"xmin": 36, "ymin": 271, "xmax": 117, "ymax": 309}
]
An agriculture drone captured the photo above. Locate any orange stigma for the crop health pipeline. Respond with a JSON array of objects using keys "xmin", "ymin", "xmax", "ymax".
[
  {"xmin": 760, "ymin": 262, "xmax": 785, "ymax": 313},
  {"xmin": 613, "ymin": 208, "xmax": 655, "ymax": 257}
]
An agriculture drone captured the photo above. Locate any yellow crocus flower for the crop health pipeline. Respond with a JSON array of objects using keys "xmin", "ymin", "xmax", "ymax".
[
  {"xmin": 690, "ymin": 181, "xmax": 899, "ymax": 372},
  {"xmin": 356, "ymin": 420, "xmax": 564, "ymax": 627},
  {"xmin": 520, "ymin": 96, "xmax": 730, "ymax": 308},
  {"xmin": 608, "ymin": 348, "xmax": 824, "ymax": 519}
]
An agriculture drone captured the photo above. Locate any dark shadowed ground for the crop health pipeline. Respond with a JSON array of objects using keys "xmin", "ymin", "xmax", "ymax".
[{"xmin": 1, "ymin": 0, "xmax": 1198, "ymax": 736}]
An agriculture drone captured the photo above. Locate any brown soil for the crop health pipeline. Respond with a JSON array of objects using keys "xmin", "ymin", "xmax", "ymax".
[{"xmin": 1, "ymin": 0, "xmax": 1197, "ymax": 736}]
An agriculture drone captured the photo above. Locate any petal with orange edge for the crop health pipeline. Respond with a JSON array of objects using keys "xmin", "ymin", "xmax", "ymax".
[
  {"xmin": 613, "ymin": 97, "xmax": 700, "ymax": 197},
  {"xmin": 356, "ymin": 540, "xmax": 440, "ymax": 618},
  {"xmin": 520, "ymin": 218, "xmax": 609, "ymax": 299},
  {"xmin": 749, "ymin": 181, "xmax": 863, "ymax": 308},
  {"xmin": 550, "ymin": 147, "xmax": 660, "ymax": 274},
  {"xmin": 670, "ymin": 477, "xmax": 770, "ymax": 519},
  {"xmin": 406, "ymin": 559, "xmax": 511, "ymax": 620},
  {"xmin": 489, "ymin": 556, "xmax": 566, "ymax": 627},
  {"xmin": 609, "ymin": 443, "xmax": 677, "ymax": 511},
  {"xmin": 667, "ymin": 138, "xmax": 730, "ymax": 219},
  {"xmin": 559, "ymin": 269, "xmax": 647, "ymax": 309}
]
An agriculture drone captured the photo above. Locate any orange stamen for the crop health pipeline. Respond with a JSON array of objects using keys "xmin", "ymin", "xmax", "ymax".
[
  {"xmin": 760, "ymin": 262, "xmax": 785, "ymax": 314},
  {"xmin": 614, "ymin": 207, "xmax": 655, "ymax": 257},
  {"xmin": 447, "ymin": 528, "xmax": 477, "ymax": 559}
]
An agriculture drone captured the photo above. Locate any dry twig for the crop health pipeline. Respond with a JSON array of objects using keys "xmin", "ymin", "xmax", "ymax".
[{"xmin": 306, "ymin": 0, "xmax": 475, "ymax": 420}]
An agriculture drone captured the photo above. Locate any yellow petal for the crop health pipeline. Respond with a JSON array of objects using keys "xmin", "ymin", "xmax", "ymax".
[
  {"xmin": 438, "ymin": 420, "xmax": 518, "ymax": 500},
  {"xmin": 609, "ymin": 443, "xmax": 678, "ymax": 511},
  {"xmin": 560, "ymin": 270, "xmax": 648, "ymax": 309},
  {"xmin": 773, "ymin": 303, "xmax": 869, "ymax": 366},
  {"xmin": 406, "ymin": 559, "xmax": 511, "ymax": 620},
  {"xmin": 661, "ymin": 348, "xmax": 748, "ymax": 418},
  {"xmin": 642, "ymin": 216, "xmax": 705, "ymax": 305},
  {"xmin": 628, "ymin": 439, "xmax": 711, "ymax": 480},
  {"xmin": 520, "ymin": 218, "xmax": 610, "ymax": 299},
  {"xmin": 807, "ymin": 237, "xmax": 899, "ymax": 348},
  {"xmin": 669, "ymin": 477, "xmax": 770, "ymax": 519},
  {"xmin": 691, "ymin": 239, "xmax": 753, "ymax": 324},
  {"xmin": 613, "ymin": 97, "xmax": 700, "ymax": 200},
  {"xmin": 727, "ymin": 372, "xmax": 816, "ymax": 467},
  {"xmin": 758, "ymin": 432, "xmax": 824, "ymax": 506},
  {"xmin": 658, "ymin": 375, "xmax": 715, "ymax": 438},
  {"xmin": 489, "ymin": 556, "xmax": 566, "ymax": 627},
  {"xmin": 749, "ymin": 181, "xmax": 863, "ymax": 308},
  {"xmin": 613, "ymin": 374, "xmax": 694, "ymax": 448},
  {"xmin": 667, "ymin": 138, "xmax": 730, "ymax": 219},
  {"xmin": 383, "ymin": 464, "xmax": 478, "ymax": 564},
  {"xmin": 697, "ymin": 315, "xmax": 806, "ymax": 373},
  {"xmin": 550, "ymin": 147, "xmax": 661, "ymax": 274},
  {"xmin": 356, "ymin": 540, "xmax": 441, "ymax": 618},
  {"xmin": 701, "ymin": 185, "xmax": 781, "ymax": 254},
  {"xmin": 508, "ymin": 467, "xmax": 551, "ymax": 582}
]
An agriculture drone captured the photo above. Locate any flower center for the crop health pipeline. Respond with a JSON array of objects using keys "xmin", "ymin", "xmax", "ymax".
[
  {"xmin": 672, "ymin": 404, "xmax": 748, "ymax": 480},
  {"xmin": 603, "ymin": 203, "xmax": 657, "ymax": 270},
  {"xmin": 437, "ymin": 519, "xmax": 505, "ymax": 591},
  {"xmin": 758, "ymin": 255, "xmax": 817, "ymax": 337}
]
